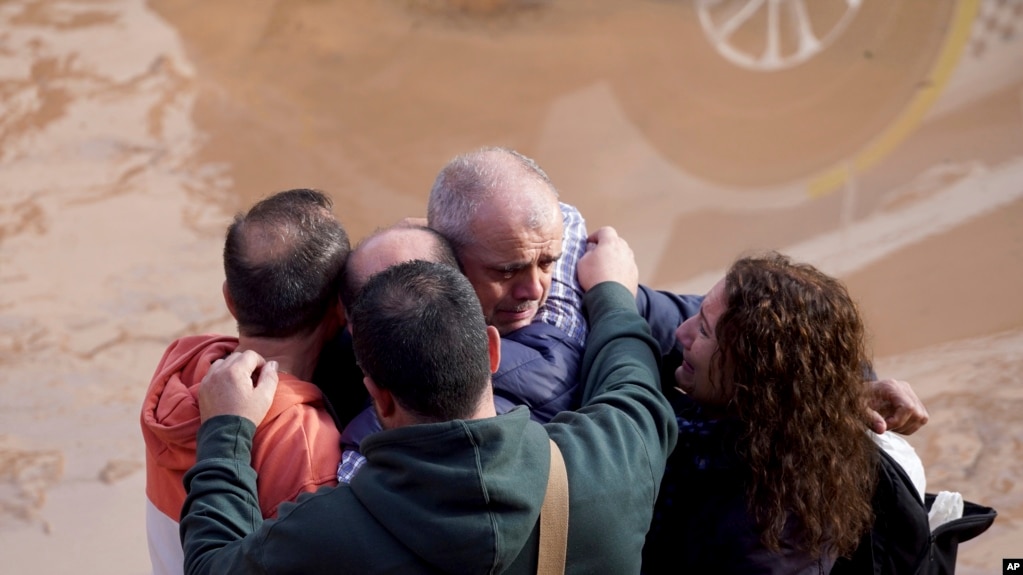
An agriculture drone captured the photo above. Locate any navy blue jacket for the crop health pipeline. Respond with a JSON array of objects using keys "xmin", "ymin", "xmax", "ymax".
[
  {"xmin": 494, "ymin": 284, "xmax": 701, "ymax": 422},
  {"xmin": 338, "ymin": 285, "xmax": 702, "ymax": 450}
]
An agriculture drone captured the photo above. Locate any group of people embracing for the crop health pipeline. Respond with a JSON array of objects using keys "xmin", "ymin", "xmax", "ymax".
[{"xmin": 142, "ymin": 147, "xmax": 931, "ymax": 574}]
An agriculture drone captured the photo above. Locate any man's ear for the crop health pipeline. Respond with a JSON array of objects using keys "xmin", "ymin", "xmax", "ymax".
[
  {"xmin": 364, "ymin": 376, "xmax": 396, "ymax": 422},
  {"xmin": 486, "ymin": 325, "xmax": 501, "ymax": 374},
  {"xmin": 222, "ymin": 281, "xmax": 238, "ymax": 320}
]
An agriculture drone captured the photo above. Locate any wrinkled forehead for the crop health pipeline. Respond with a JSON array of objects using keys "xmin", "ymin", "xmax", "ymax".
[
  {"xmin": 479, "ymin": 175, "xmax": 561, "ymax": 228},
  {"xmin": 468, "ymin": 195, "xmax": 562, "ymax": 247}
]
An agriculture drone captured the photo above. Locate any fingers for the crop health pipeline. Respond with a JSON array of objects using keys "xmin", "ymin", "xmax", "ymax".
[
  {"xmin": 198, "ymin": 350, "xmax": 278, "ymax": 426},
  {"xmin": 253, "ymin": 359, "xmax": 280, "ymax": 406},
  {"xmin": 886, "ymin": 403, "xmax": 929, "ymax": 435},
  {"xmin": 585, "ymin": 226, "xmax": 617, "ymax": 244},
  {"xmin": 866, "ymin": 378, "xmax": 930, "ymax": 435},
  {"xmin": 227, "ymin": 349, "xmax": 267, "ymax": 375},
  {"xmin": 865, "ymin": 407, "xmax": 888, "ymax": 434},
  {"xmin": 577, "ymin": 226, "xmax": 638, "ymax": 295},
  {"xmin": 396, "ymin": 216, "xmax": 428, "ymax": 228}
]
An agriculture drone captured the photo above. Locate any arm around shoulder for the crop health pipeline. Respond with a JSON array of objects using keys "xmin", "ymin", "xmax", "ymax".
[
  {"xmin": 636, "ymin": 285, "xmax": 703, "ymax": 355},
  {"xmin": 180, "ymin": 415, "xmax": 265, "ymax": 575},
  {"xmin": 180, "ymin": 352, "xmax": 283, "ymax": 574},
  {"xmin": 575, "ymin": 226, "xmax": 661, "ymax": 407},
  {"xmin": 575, "ymin": 227, "xmax": 677, "ymax": 470},
  {"xmin": 579, "ymin": 281, "xmax": 663, "ymax": 405}
]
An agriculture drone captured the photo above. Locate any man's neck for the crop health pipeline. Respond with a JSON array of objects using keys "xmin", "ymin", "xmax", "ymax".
[
  {"xmin": 385, "ymin": 389, "xmax": 499, "ymax": 430},
  {"xmin": 471, "ymin": 388, "xmax": 498, "ymax": 420},
  {"xmin": 236, "ymin": 328, "xmax": 326, "ymax": 382}
]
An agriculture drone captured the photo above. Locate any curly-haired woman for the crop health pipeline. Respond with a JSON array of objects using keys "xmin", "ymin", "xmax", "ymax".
[{"xmin": 643, "ymin": 252, "xmax": 877, "ymax": 574}]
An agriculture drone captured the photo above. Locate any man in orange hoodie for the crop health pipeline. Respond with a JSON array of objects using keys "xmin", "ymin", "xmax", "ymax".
[{"xmin": 140, "ymin": 188, "xmax": 350, "ymax": 575}]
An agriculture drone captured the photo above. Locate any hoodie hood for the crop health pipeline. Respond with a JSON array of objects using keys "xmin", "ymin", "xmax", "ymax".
[
  {"xmin": 141, "ymin": 334, "xmax": 331, "ymax": 518},
  {"xmin": 353, "ymin": 407, "xmax": 550, "ymax": 573},
  {"xmin": 141, "ymin": 334, "xmax": 238, "ymax": 473}
]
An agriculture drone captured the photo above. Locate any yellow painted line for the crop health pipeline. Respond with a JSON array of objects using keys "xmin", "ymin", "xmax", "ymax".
[
  {"xmin": 807, "ymin": 164, "xmax": 851, "ymax": 198},
  {"xmin": 808, "ymin": 0, "xmax": 981, "ymax": 198}
]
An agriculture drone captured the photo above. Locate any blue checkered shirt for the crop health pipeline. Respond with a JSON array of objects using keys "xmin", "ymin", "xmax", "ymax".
[
  {"xmin": 536, "ymin": 202, "xmax": 589, "ymax": 345},
  {"xmin": 337, "ymin": 449, "xmax": 367, "ymax": 484}
]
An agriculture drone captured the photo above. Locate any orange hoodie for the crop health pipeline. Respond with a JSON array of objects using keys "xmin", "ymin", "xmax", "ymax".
[{"xmin": 140, "ymin": 334, "xmax": 341, "ymax": 575}]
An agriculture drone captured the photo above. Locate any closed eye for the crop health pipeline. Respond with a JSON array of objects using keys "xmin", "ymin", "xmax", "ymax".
[
  {"xmin": 698, "ymin": 308, "xmax": 711, "ymax": 338},
  {"xmin": 539, "ymin": 254, "xmax": 560, "ymax": 273},
  {"xmin": 493, "ymin": 265, "xmax": 521, "ymax": 280}
]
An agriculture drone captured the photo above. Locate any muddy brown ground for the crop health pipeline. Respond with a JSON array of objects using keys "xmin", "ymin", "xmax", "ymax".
[{"xmin": 1, "ymin": 1, "xmax": 1021, "ymax": 573}]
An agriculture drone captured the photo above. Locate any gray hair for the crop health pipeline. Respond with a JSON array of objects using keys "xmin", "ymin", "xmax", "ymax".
[{"xmin": 427, "ymin": 147, "xmax": 558, "ymax": 250}]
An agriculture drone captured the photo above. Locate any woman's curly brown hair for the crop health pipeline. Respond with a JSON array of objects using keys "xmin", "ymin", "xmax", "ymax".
[{"xmin": 714, "ymin": 252, "xmax": 877, "ymax": 558}]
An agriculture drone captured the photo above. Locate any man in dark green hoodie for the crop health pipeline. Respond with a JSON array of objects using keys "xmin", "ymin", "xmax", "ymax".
[{"xmin": 180, "ymin": 226, "xmax": 675, "ymax": 574}]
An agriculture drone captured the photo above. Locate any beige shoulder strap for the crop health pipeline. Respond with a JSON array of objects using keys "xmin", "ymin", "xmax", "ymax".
[{"xmin": 537, "ymin": 438, "xmax": 569, "ymax": 575}]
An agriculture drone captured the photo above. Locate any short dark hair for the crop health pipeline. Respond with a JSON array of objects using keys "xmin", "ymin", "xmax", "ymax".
[
  {"xmin": 223, "ymin": 188, "xmax": 350, "ymax": 338},
  {"xmin": 350, "ymin": 260, "xmax": 491, "ymax": 422},
  {"xmin": 339, "ymin": 225, "xmax": 459, "ymax": 312}
]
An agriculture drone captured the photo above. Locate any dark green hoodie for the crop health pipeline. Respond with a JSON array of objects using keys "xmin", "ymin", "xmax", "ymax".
[{"xmin": 181, "ymin": 281, "xmax": 677, "ymax": 574}]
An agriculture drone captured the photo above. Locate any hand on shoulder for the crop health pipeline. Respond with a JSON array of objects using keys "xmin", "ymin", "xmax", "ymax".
[
  {"xmin": 577, "ymin": 226, "xmax": 638, "ymax": 296},
  {"xmin": 865, "ymin": 378, "xmax": 929, "ymax": 434},
  {"xmin": 198, "ymin": 350, "xmax": 279, "ymax": 425}
]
